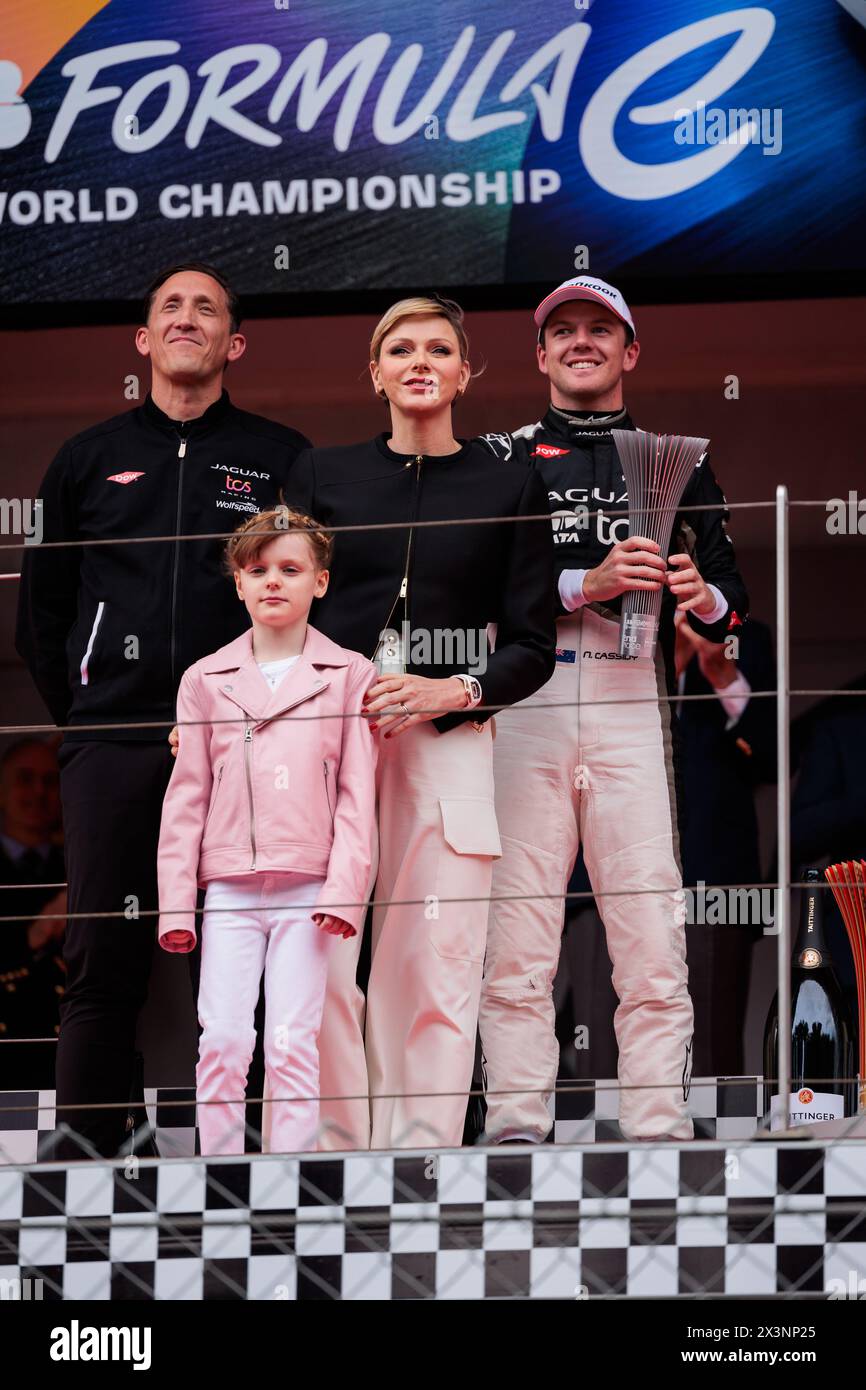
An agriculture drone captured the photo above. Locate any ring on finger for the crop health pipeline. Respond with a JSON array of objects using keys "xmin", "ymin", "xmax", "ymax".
[{"xmin": 400, "ymin": 702, "xmax": 411, "ymax": 717}]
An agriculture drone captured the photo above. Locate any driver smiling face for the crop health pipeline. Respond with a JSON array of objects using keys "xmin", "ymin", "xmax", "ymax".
[{"xmin": 537, "ymin": 301, "xmax": 639, "ymax": 412}]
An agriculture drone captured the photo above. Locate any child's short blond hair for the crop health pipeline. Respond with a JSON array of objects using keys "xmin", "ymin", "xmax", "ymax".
[{"xmin": 224, "ymin": 505, "xmax": 333, "ymax": 575}]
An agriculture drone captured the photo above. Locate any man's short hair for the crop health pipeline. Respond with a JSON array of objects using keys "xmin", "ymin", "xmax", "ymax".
[{"xmin": 142, "ymin": 262, "xmax": 242, "ymax": 333}]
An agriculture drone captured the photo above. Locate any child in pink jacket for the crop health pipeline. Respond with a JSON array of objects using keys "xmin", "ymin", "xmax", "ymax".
[{"xmin": 157, "ymin": 506, "xmax": 377, "ymax": 1155}]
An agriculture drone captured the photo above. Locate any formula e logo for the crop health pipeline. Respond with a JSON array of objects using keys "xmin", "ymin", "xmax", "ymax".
[
  {"xmin": 225, "ymin": 476, "xmax": 251, "ymax": 493},
  {"xmin": 532, "ymin": 444, "xmax": 570, "ymax": 459},
  {"xmin": 106, "ymin": 472, "xmax": 145, "ymax": 485}
]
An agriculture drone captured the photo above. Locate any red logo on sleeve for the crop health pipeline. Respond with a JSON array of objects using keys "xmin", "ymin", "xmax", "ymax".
[
  {"xmin": 107, "ymin": 472, "xmax": 145, "ymax": 485},
  {"xmin": 727, "ymin": 610, "xmax": 743, "ymax": 629},
  {"xmin": 531, "ymin": 444, "xmax": 570, "ymax": 459}
]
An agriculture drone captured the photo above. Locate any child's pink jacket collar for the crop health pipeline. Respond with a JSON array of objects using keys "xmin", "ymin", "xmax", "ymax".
[{"xmin": 199, "ymin": 623, "xmax": 354, "ymax": 724}]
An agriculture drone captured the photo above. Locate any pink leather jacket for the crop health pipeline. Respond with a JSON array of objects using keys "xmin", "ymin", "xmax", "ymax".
[{"xmin": 157, "ymin": 624, "xmax": 377, "ymax": 951}]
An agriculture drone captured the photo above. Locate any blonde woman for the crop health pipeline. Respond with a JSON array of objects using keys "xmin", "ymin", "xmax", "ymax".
[{"xmin": 286, "ymin": 297, "xmax": 556, "ymax": 1150}]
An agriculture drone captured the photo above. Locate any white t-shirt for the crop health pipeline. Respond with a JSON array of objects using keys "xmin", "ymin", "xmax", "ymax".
[{"xmin": 257, "ymin": 653, "xmax": 301, "ymax": 691}]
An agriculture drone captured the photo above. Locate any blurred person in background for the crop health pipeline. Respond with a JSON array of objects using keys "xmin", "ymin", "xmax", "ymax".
[
  {"xmin": 676, "ymin": 612, "xmax": 777, "ymax": 1075},
  {"xmin": 0, "ymin": 738, "xmax": 67, "ymax": 1089},
  {"xmin": 791, "ymin": 678, "xmax": 866, "ymax": 1023}
]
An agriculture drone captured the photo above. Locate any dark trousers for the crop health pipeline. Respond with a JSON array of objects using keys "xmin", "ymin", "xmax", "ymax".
[
  {"xmin": 55, "ymin": 740, "xmax": 175, "ymax": 1157},
  {"xmin": 683, "ymin": 920, "xmax": 754, "ymax": 1076}
]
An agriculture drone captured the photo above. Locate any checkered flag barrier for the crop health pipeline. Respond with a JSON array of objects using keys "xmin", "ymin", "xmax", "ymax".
[
  {"xmin": 2, "ymin": 1141, "xmax": 865, "ymax": 1300},
  {"xmin": 2, "ymin": 1080, "xmax": 866, "ymax": 1299},
  {"xmin": 0, "ymin": 1077, "xmax": 770, "ymax": 1166}
]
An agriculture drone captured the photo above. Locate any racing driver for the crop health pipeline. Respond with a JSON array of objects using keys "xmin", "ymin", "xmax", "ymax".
[{"xmin": 477, "ymin": 276, "xmax": 748, "ymax": 1143}]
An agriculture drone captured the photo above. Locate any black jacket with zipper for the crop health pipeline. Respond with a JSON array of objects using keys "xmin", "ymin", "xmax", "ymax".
[
  {"xmin": 283, "ymin": 435, "xmax": 557, "ymax": 732},
  {"xmin": 15, "ymin": 391, "xmax": 310, "ymax": 739}
]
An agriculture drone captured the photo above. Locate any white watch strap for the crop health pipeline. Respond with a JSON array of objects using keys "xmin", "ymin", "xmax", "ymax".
[{"xmin": 456, "ymin": 674, "xmax": 483, "ymax": 709}]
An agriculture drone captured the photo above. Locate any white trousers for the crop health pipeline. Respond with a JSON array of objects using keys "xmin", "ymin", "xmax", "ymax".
[
  {"xmin": 479, "ymin": 610, "xmax": 695, "ymax": 1142},
  {"xmin": 196, "ymin": 872, "xmax": 332, "ymax": 1155},
  {"xmin": 317, "ymin": 720, "xmax": 501, "ymax": 1151}
]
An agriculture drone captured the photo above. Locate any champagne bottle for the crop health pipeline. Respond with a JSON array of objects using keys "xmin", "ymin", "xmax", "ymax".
[{"xmin": 763, "ymin": 869, "xmax": 856, "ymax": 1129}]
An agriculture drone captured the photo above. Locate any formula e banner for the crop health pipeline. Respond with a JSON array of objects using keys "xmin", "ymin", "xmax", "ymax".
[{"xmin": 0, "ymin": 0, "xmax": 864, "ymax": 310}]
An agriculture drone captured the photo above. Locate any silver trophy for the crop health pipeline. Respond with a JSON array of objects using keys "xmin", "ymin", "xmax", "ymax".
[{"xmin": 612, "ymin": 429, "xmax": 710, "ymax": 660}]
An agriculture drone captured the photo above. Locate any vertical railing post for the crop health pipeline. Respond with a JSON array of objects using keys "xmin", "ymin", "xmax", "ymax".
[{"xmin": 775, "ymin": 485, "xmax": 791, "ymax": 1130}]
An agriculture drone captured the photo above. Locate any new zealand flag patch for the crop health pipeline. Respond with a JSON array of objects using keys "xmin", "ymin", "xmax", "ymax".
[{"xmin": 555, "ymin": 648, "xmax": 577, "ymax": 664}]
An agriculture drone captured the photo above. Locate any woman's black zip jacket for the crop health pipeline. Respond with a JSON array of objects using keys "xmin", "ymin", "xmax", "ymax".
[{"xmin": 283, "ymin": 435, "xmax": 557, "ymax": 733}]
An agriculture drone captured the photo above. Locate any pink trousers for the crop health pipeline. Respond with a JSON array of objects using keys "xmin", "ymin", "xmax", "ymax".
[{"xmin": 317, "ymin": 719, "xmax": 501, "ymax": 1151}]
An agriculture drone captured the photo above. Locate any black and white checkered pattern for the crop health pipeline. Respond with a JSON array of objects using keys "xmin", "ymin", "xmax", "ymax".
[
  {"xmin": 1, "ymin": 1143, "xmax": 864, "ymax": 1299},
  {"xmin": 0, "ymin": 1077, "xmax": 766, "ymax": 1166},
  {"xmin": 551, "ymin": 1075, "xmax": 764, "ymax": 1144}
]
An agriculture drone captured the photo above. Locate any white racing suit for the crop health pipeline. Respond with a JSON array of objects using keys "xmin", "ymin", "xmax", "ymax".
[
  {"xmin": 477, "ymin": 407, "xmax": 748, "ymax": 1141},
  {"xmin": 481, "ymin": 608, "xmax": 694, "ymax": 1140}
]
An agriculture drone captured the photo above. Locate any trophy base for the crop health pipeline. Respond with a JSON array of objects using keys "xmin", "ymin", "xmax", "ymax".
[{"xmin": 619, "ymin": 612, "xmax": 659, "ymax": 660}]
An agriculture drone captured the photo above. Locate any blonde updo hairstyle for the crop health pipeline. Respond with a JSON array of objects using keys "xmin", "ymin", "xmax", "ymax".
[{"xmin": 369, "ymin": 295, "xmax": 481, "ymax": 402}]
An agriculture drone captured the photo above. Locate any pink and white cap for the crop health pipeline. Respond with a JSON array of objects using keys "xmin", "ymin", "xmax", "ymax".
[{"xmin": 534, "ymin": 276, "xmax": 635, "ymax": 341}]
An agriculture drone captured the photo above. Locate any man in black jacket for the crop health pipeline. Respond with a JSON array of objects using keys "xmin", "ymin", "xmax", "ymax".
[
  {"xmin": 15, "ymin": 262, "xmax": 310, "ymax": 1156},
  {"xmin": 477, "ymin": 276, "xmax": 749, "ymax": 1143}
]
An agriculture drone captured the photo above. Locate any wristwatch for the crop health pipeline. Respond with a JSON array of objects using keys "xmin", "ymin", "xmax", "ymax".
[
  {"xmin": 454, "ymin": 674, "xmax": 486, "ymax": 731},
  {"xmin": 454, "ymin": 673, "xmax": 483, "ymax": 708}
]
